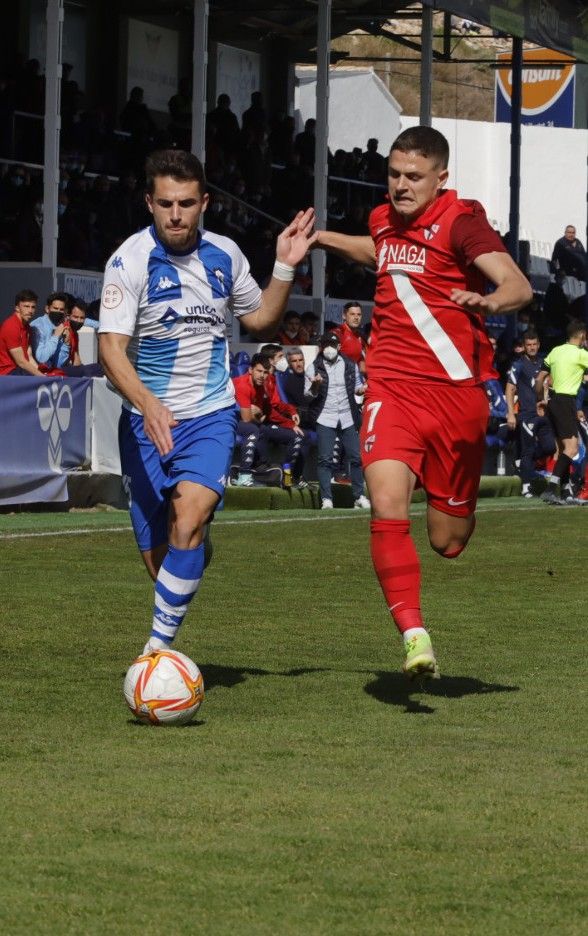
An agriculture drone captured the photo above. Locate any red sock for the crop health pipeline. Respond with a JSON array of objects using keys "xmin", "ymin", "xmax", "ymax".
[{"xmin": 370, "ymin": 519, "xmax": 423, "ymax": 635}]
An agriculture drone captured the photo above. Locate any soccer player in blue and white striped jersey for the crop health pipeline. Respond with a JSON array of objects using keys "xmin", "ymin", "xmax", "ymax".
[{"xmin": 99, "ymin": 149, "xmax": 315, "ymax": 656}]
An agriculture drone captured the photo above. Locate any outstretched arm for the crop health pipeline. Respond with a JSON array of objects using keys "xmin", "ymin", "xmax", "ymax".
[
  {"xmin": 239, "ymin": 208, "xmax": 317, "ymax": 337},
  {"xmin": 451, "ymin": 251, "xmax": 533, "ymax": 315},
  {"xmin": 313, "ymin": 229, "xmax": 376, "ymax": 268}
]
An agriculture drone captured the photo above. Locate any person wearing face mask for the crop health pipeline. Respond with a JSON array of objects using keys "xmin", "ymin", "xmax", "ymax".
[
  {"xmin": 257, "ymin": 343, "xmax": 310, "ymax": 486},
  {"xmin": 305, "ymin": 333, "xmax": 369, "ymax": 510},
  {"xmin": 276, "ymin": 310, "xmax": 302, "ymax": 346},
  {"xmin": 30, "ymin": 292, "xmax": 82, "ymax": 371}
]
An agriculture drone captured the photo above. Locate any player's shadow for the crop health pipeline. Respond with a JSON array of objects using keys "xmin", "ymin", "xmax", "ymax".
[
  {"xmin": 199, "ymin": 663, "xmax": 328, "ymax": 691},
  {"xmin": 364, "ymin": 671, "xmax": 519, "ymax": 715}
]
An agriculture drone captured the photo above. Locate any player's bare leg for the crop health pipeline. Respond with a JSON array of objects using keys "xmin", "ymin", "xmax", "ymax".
[
  {"xmin": 426, "ymin": 507, "xmax": 476, "ymax": 558},
  {"xmin": 143, "ymin": 481, "xmax": 219, "ymax": 653},
  {"xmin": 365, "ymin": 460, "xmax": 439, "ymax": 679}
]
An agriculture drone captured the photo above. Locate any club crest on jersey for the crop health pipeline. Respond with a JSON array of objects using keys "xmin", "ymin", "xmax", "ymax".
[
  {"xmin": 378, "ymin": 241, "xmax": 426, "ymax": 274},
  {"xmin": 160, "ymin": 306, "xmax": 181, "ymax": 330},
  {"xmin": 157, "ymin": 275, "xmax": 176, "ymax": 291},
  {"xmin": 423, "ymin": 224, "xmax": 440, "ymax": 241}
]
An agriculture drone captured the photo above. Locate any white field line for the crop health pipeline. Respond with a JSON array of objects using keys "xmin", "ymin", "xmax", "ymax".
[{"xmin": 0, "ymin": 502, "xmax": 552, "ymax": 541}]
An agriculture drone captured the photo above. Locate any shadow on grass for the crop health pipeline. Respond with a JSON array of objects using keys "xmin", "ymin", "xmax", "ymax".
[
  {"xmin": 199, "ymin": 663, "xmax": 328, "ymax": 691},
  {"xmin": 364, "ymin": 671, "xmax": 519, "ymax": 715}
]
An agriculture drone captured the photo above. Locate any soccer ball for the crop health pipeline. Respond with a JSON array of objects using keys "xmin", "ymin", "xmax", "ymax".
[{"xmin": 123, "ymin": 649, "xmax": 204, "ymax": 725}]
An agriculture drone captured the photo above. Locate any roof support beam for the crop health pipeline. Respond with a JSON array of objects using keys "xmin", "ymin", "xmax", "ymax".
[{"xmin": 312, "ymin": 0, "xmax": 331, "ymax": 323}]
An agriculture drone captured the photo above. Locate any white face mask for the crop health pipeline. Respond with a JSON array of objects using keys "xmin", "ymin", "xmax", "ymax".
[
  {"xmin": 274, "ymin": 357, "xmax": 288, "ymax": 373},
  {"xmin": 323, "ymin": 346, "xmax": 338, "ymax": 362}
]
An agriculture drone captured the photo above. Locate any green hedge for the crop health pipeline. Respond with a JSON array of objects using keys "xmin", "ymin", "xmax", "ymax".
[{"xmin": 224, "ymin": 475, "xmax": 522, "ymax": 510}]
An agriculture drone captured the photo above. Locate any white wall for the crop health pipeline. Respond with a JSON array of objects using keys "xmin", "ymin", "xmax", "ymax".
[
  {"xmin": 401, "ymin": 115, "xmax": 588, "ymax": 257},
  {"xmin": 295, "ymin": 67, "xmax": 402, "ymax": 155}
]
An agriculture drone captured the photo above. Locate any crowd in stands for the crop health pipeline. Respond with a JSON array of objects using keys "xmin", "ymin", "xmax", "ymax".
[
  {"xmin": 0, "ymin": 289, "xmax": 101, "ymax": 378},
  {"xmin": 2, "ymin": 56, "xmax": 588, "ymax": 499},
  {"xmin": 1, "ymin": 56, "xmax": 383, "ymax": 292}
]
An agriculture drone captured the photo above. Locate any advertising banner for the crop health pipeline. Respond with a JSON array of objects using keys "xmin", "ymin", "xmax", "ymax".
[
  {"xmin": 0, "ymin": 377, "xmax": 92, "ymax": 505},
  {"xmin": 495, "ymin": 48, "xmax": 576, "ymax": 126}
]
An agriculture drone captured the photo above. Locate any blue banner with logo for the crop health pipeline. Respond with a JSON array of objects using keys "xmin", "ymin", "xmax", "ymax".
[{"xmin": 0, "ymin": 377, "xmax": 91, "ymax": 504}]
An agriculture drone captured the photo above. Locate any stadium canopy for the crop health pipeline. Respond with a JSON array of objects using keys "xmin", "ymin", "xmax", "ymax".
[{"xmin": 39, "ymin": 0, "xmax": 588, "ymax": 313}]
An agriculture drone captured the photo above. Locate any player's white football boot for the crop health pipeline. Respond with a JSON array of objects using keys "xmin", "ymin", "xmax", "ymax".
[{"xmin": 142, "ymin": 637, "xmax": 171, "ymax": 655}]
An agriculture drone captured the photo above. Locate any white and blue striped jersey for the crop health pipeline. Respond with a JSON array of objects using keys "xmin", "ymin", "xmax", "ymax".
[{"xmin": 98, "ymin": 225, "xmax": 262, "ymax": 419}]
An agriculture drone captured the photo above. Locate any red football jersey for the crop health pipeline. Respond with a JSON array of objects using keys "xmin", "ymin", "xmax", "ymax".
[
  {"xmin": 0, "ymin": 313, "xmax": 31, "ymax": 374},
  {"xmin": 367, "ymin": 190, "xmax": 506, "ymax": 386},
  {"xmin": 232, "ymin": 373, "xmax": 270, "ymax": 416},
  {"xmin": 333, "ymin": 322, "xmax": 366, "ymax": 365}
]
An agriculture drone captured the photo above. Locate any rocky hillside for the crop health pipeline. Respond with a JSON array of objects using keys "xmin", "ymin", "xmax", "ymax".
[{"xmin": 331, "ymin": 13, "xmax": 523, "ymax": 121}]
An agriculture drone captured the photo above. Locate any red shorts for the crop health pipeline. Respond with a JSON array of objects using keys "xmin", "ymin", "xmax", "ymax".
[{"xmin": 360, "ymin": 379, "xmax": 488, "ymax": 517}]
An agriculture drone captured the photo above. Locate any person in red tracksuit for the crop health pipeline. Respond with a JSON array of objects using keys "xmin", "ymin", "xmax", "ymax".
[
  {"xmin": 312, "ymin": 125, "xmax": 532, "ymax": 680},
  {"xmin": 333, "ymin": 301, "xmax": 367, "ymax": 376},
  {"xmin": 232, "ymin": 350, "xmax": 308, "ymax": 487}
]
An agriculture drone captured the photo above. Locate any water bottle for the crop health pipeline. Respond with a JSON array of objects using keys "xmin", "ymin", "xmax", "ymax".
[
  {"xmin": 283, "ymin": 463, "xmax": 292, "ymax": 488},
  {"xmin": 497, "ymin": 450, "xmax": 506, "ymax": 476}
]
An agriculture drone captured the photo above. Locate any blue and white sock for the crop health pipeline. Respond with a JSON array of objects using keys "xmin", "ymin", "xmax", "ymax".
[{"xmin": 150, "ymin": 543, "xmax": 205, "ymax": 646}]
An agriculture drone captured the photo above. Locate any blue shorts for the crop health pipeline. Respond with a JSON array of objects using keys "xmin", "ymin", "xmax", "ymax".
[{"xmin": 119, "ymin": 406, "xmax": 237, "ymax": 551}]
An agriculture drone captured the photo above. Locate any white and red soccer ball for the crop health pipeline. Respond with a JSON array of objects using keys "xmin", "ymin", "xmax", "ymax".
[{"xmin": 124, "ymin": 649, "xmax": 204, "ymax": 725}]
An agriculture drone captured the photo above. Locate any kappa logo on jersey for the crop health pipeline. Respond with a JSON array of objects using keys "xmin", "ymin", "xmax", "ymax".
[
  {"xmin": 157, "ymin": 275, "xmax": 177, "ymax": 291},
  {"xmin": 110, "ymin": 255, "xmax": 124, "ymax": 269},
  {"xmin": 423, "ymin": 224, "xmax": 440, "ymax": 241},
  {"xmin": 160, "ymin": 306, "xmax": 181, "ymax": 330},
  {"xmin": 378, "ymin": 241, "xmax": 426, "ymax": 274}
]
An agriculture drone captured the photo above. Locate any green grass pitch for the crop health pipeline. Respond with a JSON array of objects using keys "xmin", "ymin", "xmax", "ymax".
[{"xmin": 0, "ymin": 501, "xmax": 586, "ymax": 935}]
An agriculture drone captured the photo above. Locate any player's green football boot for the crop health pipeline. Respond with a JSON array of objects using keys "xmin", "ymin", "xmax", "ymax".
[{"xmin": 403, "ymin": 633, "xmax": 440, "ymax": 680}]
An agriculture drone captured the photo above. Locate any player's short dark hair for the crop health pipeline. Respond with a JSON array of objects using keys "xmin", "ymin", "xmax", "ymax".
[
  {"xmin": 283, "ymin": 310, "xmax": 300, "ymax": 322},
  {"xmin": 72, "ymin": 297, "xmax": 88, "ymax": 313},
  {"xmin": 523, "ymin": 328, "xmax": 539, "ymax": 341},
  {"xmin": 259, "ymin": 343, "xmax": 282, "ymax": 357},
  {"xmin": 391, "ymin": 126, "xmax": 450, "ymax": 169},
  {"xmin": 343, "ymin": 300, "xmax": 362, "ymax": 313},
  {"xmin": 567, "ymin": 319, "xmax": 586, "ymax": 339},
  {"xmin": 286, "ymin": 346, "xmax": 304, "ymax": 358},
  {"xmin": 46, "ymin": 291, "xmax": 68, "ymax": 307},
  {"xmin": 145, "ymin": 149, "xmax": 206, "ymax": 194},
  {"xmin": 15, "ymin": 289, "xmax": 37, "ymax": 305},
  {"xmin": 250, "ymin": 353, "xmax": 269, "ymax": 369}
]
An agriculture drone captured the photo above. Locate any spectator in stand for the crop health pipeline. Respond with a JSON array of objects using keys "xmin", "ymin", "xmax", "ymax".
[
  {"xmin": 360, "ymin": 138, "xmax": 387, "ymax": 184},
  {"xmin": 305, "ymin": 332, "xmax": 369, "ymax": 510},
  {"xmin": 294, "ymin": 118, "xmax": 316, "ymax": 168},
  {"xmin": 260, "ymin": 343, "xmax": 309, "ymax": 482},
  {"xmin": 333, "ymin": 300, "xmax": 368, "ymax": 375},
  {"xmin": 232, "ymin": 352, "xmax": 308, "ymax": 487},
  {"xmin": 298, "ymin": 310, "xmax": 320, "ymax": 345},
  {"xmin": 551, "ymin": 225, "xmax": 587, "ymax": 282},
  {"xmin": 232, "ymin": 353, "xmax": 270, "ymax": 486},
  {"xmin": 207, "ymin": 93, "xmax": 240, "ymax": 158},
  {"xmin": 536, "ymin": 320, "xmax": 588, "ymax": 505},
  {"xmin": 241, "ymin": 92, "xmax": 267, "ymax": 136},
  {"xmin": 120, "ymin": 86, "xmax": 156, "ymax": 142},
  {"xmin": 282, "ymin": 347, "xmax": 318, "ymax": 429},
  {"xmin": 551, "ymin": 224, "xmax": 587, "ymax": 318},
  {"xmin": 276, "ymin": 310, "xmax": 302, "ymax": 346},
  {"xmin": 30, "ymin": 292, "xmax": 82, "ymax": 371},
  {"xmin": 69, "ymin": 297, "xmax": 99, "ymax": 331},
  {"xmin": 0, "ymin": 289, "xmax": 44, "ymax": 376},
  {"xmin": 505, "ymin": 329, "xmax": 555, "ymax": 498},
  {"xmin": 168, "ymin": 77, "xmax": 192, "ymax": 150}
]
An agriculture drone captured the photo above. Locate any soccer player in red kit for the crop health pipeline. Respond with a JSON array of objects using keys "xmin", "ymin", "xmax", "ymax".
[{"xmin": 313, "ymin": 126, "xmax": 532, "ymax": 678}]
